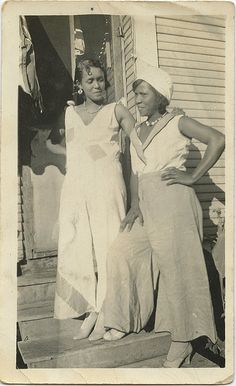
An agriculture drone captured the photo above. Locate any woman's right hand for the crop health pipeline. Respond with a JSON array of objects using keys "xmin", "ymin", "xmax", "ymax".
[
  {"xmin": 161, "ymin": 167, "xmax": 195, "ymax": 186},
  {"xmin": 46, "ymin": 139, "xmax": 66, "ymax": 156},
  {"xmin": 119, "ymin": 203, "xmax": 144, "ymax": 232},
  {"xmin": 46, "ymin": 139, "xmax": 52, "ymax": 148}
]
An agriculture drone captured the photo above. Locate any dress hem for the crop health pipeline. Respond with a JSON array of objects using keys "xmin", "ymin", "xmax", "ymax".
[{"xmin": 155, "ymin": 328, "xmax": 217, "ymax": 344}]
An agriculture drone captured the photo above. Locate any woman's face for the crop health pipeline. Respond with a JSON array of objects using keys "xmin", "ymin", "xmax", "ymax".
[
  {"xmin": 80, "ymin": 66, "xmax": 106, "ymax": 103},
  {"xmin": 134, "ymin": 81, "xmax": 160, "ymax": 117}
]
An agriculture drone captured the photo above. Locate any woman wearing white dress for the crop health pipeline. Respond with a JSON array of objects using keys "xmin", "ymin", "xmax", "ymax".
[
  {"xmin": 103, "ymin": 65, "xmax": 225, "ymax": 367},
  {"xmin": 46, "ymin": 59, "xmax": 141, "ymax": 340}
]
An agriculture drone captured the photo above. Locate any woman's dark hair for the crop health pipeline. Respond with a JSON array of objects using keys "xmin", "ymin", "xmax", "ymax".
[
  {"xmin": 132, "ymin": 79, "xmax": 169, "ymax": 114},
  {"xmin": 73, "ymin": 58, "xmax": 110, "ymax": 104}
]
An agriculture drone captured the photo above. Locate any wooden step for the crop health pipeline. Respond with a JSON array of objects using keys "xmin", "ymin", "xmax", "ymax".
[
  {"xmin": 120, "ymin": 354, "xmax": 166, "ymax": 367},
  {"xmin": 18, "ymin": 267, "xmax": 56, "ymax": 286},
  {"xmin": 18, "ymin": 300, "xmax": 54, "ymax": 322},
  {"xmin": 18, "ymin": 318, "xmax": 83, "ymax": 341},
  {"xmin": 120, "ymin": 352, "xmax": 219, "ymax": 368},
  {"xmin": 18, "ymin": 331, "xmax": 170, "ymax": 368},
  {"xmin": 18, "ymin": 281, "xmax": 55, "ymax": 305},
  {"xmin": 18, "ymin": 268, "xmax": 56, "ymax": 305},
  {"xmin": 27, "ymin": 256, "xmax": 57, "ymax": 272}
]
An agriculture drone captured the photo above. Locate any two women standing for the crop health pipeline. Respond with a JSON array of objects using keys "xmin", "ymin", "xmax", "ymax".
[{"xmin": 49, "ymin": 58, "xmax": 225, "ymax": 366}]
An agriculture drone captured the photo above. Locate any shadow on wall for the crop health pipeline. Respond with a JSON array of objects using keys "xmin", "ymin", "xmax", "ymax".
[
  {"xmin": 186, "ymin": 143, "xmax": 225, "ymax": 345},
  {"xmin": 186, "ymin": 143, "xmax": 225, "ymax": 242}
]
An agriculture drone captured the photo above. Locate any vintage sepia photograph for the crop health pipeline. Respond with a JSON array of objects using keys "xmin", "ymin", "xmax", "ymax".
[{"xmin": 1, "ymin": 0, "xmax": 234, "ymax": 384}]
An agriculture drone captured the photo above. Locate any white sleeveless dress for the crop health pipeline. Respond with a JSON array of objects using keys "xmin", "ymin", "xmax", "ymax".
[{"xmin": 54, "ymin": 103, "xmax": 126, "ymax": 319}]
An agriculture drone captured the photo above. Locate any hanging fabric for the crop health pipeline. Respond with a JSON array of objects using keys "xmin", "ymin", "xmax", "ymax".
[
  {"xmin": 74, "ymin": 16, "xmax": 85, "ymax": 57},
  {"xmin": 74, "ymin": 28, "xmax": 85, "ymax": 56},
  {"xmin": 19, "ymin": 15, "xmax": 44, "ymax": 113}
]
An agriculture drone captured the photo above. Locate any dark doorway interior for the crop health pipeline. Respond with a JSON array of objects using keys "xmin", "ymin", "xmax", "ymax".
[{"xmin": 18, "ymin": 16, "xmax": 73, "ymax": 172}]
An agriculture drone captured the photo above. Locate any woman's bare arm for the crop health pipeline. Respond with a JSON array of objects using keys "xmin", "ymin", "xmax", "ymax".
[
  {"xmin": 180, "ymin": 116, "xmax": 225, "ymax": 182},
  {"xmin": 161, "ymin": 116, "xmax": 225, "ymax": 185},
  {"xmin": 119, "ymin": 171, "xmax": 143, "ymax": 232},
  {"xmin": 46, "ymin": 139, "xmax": 66, "ymax": 156},
  {"xmin": 115, "ymin": 103, "xmax": 136, "ymax": 136}
]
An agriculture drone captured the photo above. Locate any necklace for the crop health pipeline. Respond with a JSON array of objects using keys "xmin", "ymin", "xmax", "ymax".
[
  {"xmin": 83, "ymin": 101, "xmax": 104, "ymax": 114},
  {"xmin": 146, "ymin": 111, "xmax": 168, "ymax": 127}
]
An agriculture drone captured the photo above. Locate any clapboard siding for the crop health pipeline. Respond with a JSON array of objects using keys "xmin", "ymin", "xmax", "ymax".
[
  {"xmin": 123, "ymin": 17, "xmax": 132, "ymax": 33},
  {"xmin": 173, "ymin": 84, "xmax": 224, "ymax": 95},
  {"xmin": 190, "ymin": 150, "xmax": 225, "ymax": 160},
  {"xmin": 158, "ymin": 34, "xmax": 225, "ymax": 49},
  {"xmin": 186, "ymin": 158, "xmax": 224, "ymax": 168},
  {"xmin": 158, "ymin": 41, "xmax": 225, "ymax": 57},
  {"xmin": 156, "ymin": 15, "xmax": 225, "ymax": 239},
  {"xmin": 159, "ymin": 15, "xmax": 225, "ymax": 28},
  {"xmin": 173, "ymin": 92, "xmax": 224, "ymax": 103},
  {"xmin": 188, "ymin": 167, "xmax": 224, "ymax": 177},
  {"xmin": 160, "ymin": 58, "xmax": 224, "ymax": 72},
  {"xmin": 160, "ymin": 50, "xmax": 225, "ymax": 64},
  {"xmin": 106, "ymin": 41, "xmax": 115, "ymax": 103},
  {"xmin": 18, "ymin": 177, "xmax": 24, "ymax": 261},
  {"xmin": 107, "ymin": 67, "xmax": 115, "ymax": 103},
  {"xmin": 170, "ymin": 75, "xmax": 224, "ymax": 87},
  {"xmin": 21, "ymin": 166, "xmax": 35, "ymax": 259},
  {"xmin": 121, "ymin": 16, "xmax": 136, "ymax": 117},
  {"xmin": 156, "ymin": 25, "xmax": 225, "ymax": 42},
  {"xmin": 156, "ymin": 17, "xmax": 225, "ymax": 34},
  {"xmin": 181, "ymin": 109, "xmax": 224, "ymax": 119},
  {"xmin": 161, "ymin": 66, "xmax": 225, "ymax": 80},
  {"xmin": 170, "ymin": 100, "xmax": 224, "ymax": 111}
]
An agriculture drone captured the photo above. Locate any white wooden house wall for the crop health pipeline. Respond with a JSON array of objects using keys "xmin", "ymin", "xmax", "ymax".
[
  {"xmin": 155, "ymin": 15, "xmax": 225, "ymax": 238},
  {"xmin": 122, "ymin": 15, "xmax": 225, "ymax": 240}
]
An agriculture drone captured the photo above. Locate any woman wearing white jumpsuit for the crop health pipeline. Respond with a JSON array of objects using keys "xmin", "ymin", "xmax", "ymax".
[{"xmin": 47, "ymin": 59, "xmax": 137, "ymax": 341}]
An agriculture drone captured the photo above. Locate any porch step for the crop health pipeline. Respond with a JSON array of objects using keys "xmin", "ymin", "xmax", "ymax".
[
  {"xmin": 18, "ymin": 318, "xmax": 83, "ymax": 341},
  {"xmin": 18, "ymin": 267, "xmax": 56, "ymax": 285},
  {"xmin": 18, "ymin": 330, "xmax": 170, "ymax": 368},
  {"xmin": 18, "ymin": 268, "xmax": 56, "ymax": 305},
  {"xmin": 26, "ymin": 256, "xmax": 57, "ymax": 272},
  {"xmin": 120, "ymin": 352, "xmax": 219, "ymax": 368},
  {"xmin": 18, "ymin": 300, "xmax": 54, "ymax": 322},
  {"xmin": 120, "ymin": 355, "xmax": 166, "ymax": 367}
]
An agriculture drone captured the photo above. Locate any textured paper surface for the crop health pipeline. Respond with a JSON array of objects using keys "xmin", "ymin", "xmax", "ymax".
[{"xmin": 0, "ymin": 0, "xmax": 234, "ymax": 384}]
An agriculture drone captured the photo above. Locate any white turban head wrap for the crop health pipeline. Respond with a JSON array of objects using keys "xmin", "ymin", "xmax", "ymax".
[{"xmin": 134, "ymin": 65, "xmax": 173, "ymax": 102}]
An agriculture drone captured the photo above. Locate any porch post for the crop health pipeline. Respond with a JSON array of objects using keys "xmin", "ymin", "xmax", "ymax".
[
  {"xmin": 111, "ymin": 16, "xmax": 125, "ymax": 101},
  {"xmin": 132, "ymin": 15, "xmax": 159, "ymax": 74},
  {"xmin": 69, "ymin": 16, "xmax": 75, "ymax": 79},
  {"xmin": 132, "ymin": 15, "xmax": 159, "ymax": 121}
]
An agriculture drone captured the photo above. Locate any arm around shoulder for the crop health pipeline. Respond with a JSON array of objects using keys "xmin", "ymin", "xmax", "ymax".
[{"xmin": 115, "ymin": 103, "xmax": 136, "ymax": 136}]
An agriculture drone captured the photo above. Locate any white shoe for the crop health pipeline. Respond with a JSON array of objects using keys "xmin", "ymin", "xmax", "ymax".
[
  {"xmin": 103, "ymin": 329, "xmax": 126, "ymax": 341},
  {"xmin": 163, "ymin": 343, "xmax": 193, "ymax": 368}
]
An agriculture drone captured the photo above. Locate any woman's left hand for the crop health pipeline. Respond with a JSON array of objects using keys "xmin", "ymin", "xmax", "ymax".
[{"xmin": 161, "ymin": 167, "xmax": 195, "ymax": 186}]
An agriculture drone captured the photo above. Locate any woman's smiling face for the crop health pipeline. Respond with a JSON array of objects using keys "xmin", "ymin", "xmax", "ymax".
[
  {"xmin": 80, "ymin": 66, "xmax": 106, "ymax": 103},
  {"xmin": 134, "ymin": 80, "xmax": 160, "ymax": 117}
]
